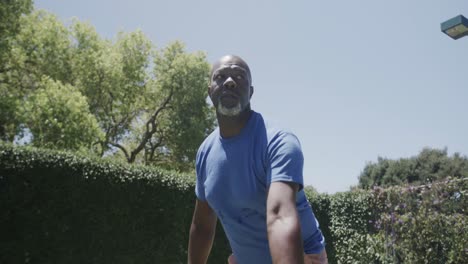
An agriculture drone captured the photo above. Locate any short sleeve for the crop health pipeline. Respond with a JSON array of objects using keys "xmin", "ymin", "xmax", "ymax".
[
  {"xmin": 195, "ymin": 148, "xmax": 206, "ymax": 201},
  {"xmin": 267, "ymin": 131, "xmax": 304, "ymax": 190}
]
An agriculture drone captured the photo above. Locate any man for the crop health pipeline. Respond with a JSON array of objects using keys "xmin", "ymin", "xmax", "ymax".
[{"xmin": 188, "ymin": 55, "xmax": 327, "ymax": 264}]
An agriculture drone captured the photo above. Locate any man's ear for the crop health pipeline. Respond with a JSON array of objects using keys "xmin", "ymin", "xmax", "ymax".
[
  {"xmin": 250, "ymin": 86, "xmax": 254, "ymax": 98},
  {"xmin": 208, "ymin": 85, "xmax": 216, "ymax": 104}
]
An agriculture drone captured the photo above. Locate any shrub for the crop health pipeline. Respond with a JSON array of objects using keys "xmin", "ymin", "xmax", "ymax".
[
  {"xmin": 0, "ymin": 143, "xmax": 230, "ymax": 264},
  {"xmin": 371, "ymin": 178, "xmax": 468, "ymax": 263},
  {"xmin": 1, "ymin": 143, "xmax": 466, "ymax": 263},
  {"xmin": 309, "ymin": 178, "xmax": 467, "ymax": 264}
]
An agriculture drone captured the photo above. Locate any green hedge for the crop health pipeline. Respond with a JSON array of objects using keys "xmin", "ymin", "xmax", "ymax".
[
  {"xmin": 0, "ymin": 143, "xmax": 230, "ymax": 263},
  {"xmin": 305, "ymin": 191, "xmax": 336, "ymax": 263},
  {"xmin": 1, "ymin": 143, "xmax": 466, "ymax": 263}
]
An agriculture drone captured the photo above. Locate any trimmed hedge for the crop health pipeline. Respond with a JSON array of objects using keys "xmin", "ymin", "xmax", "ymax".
[
  {"xmin": 0, "ymin": 143, "xmax": 230, "ymax": 263},
  {"xmin": 1, "ymin": 143, "xmax": 466, "ymax": 263}
]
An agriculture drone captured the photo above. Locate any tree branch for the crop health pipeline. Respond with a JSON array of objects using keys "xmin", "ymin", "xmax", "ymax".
[
  {"xmin": 146, "ymin": 131, "xmax": 164, "ymax": 164},
  {"xmin": 128, "ymin": 89, "xmax": 174, "ymax": 163},
  {"xmin": 109, "ymin": 142, "xmax": 130, "ymax": 162}
]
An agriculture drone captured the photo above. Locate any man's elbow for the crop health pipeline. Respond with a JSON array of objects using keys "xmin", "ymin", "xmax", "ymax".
[
  {"xmin": 267, "ymin": 202, "xmax": 282, "ymax": 228},
  {"xmin": 267, "ymin": 206, "xmax": 301, "ymax": 235}
]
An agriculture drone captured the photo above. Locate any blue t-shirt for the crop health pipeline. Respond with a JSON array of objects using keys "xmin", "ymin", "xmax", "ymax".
[{"xmin": 195, "ymin": 111, "xmax": 325, "ymax": 264}]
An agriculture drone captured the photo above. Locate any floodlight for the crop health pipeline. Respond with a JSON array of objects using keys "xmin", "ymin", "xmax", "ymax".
[{"xmin": 441, "ymin": 15, "xmax": 468, "ymax": 40}]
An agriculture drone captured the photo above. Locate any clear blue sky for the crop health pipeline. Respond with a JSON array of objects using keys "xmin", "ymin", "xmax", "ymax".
[{"xmin": 35, "ymin": 0, "xmax": 468, "ymax": 193}]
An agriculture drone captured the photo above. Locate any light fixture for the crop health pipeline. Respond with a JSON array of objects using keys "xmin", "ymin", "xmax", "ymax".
[{"xmin": 441, "ymin": 15, "xmax": 468, "ymax": 40}]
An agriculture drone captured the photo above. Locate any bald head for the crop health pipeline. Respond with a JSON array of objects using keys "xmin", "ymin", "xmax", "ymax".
[{"xmin": 211, "ymin": 55, "xmax": 252, "ymax": 83}]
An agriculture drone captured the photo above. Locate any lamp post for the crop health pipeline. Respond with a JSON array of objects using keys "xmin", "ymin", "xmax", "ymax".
[{"xmin": 441, "ymin": 15, "xmax": 468, "ymax": 40}]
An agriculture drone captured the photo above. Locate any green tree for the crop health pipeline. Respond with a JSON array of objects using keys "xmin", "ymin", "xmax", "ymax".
[
  {"xmin": 111, "ymin": 42, "xmax": 214, "ymax": 170},
  {"xmin": 1, "ymin": 9, "xmax": 214, "ymax": 169},
  {"xmin": 23, "ymin": 77, "xmax": 103, "ymax": 151},
  {"xmin": 69, "ymin": 22, "xmax": 214, "ymax": 168},
  {"xmin": 0, "ymin": 0, "xmax": 33, "ymax": 141},
  {"xmin": 145, "ymin": 43, "xmax": 213, "ymax": 170},
  {"xmin": 70, "ymin": 22, "xmax": 153, "ymax": 156},
  {"xmin": 0, "ymin": 0, "xmax": 33, "ymax": 62},
  {"xmin": 1, "ymin": 10, "xmax": 72, "ymax": 141},
  {"xmin": 358, "ymin": 147, "xmax": 468, "ymax": 188}
]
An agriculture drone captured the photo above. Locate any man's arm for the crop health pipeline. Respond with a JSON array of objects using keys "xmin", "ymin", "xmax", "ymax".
[
  {"xmin": 188, "ymin": 199, "xmax": 217, "ymax": 264},
  {"xmin": 267, "ymin": 181, "xmax": 304, "ymax": 264}
]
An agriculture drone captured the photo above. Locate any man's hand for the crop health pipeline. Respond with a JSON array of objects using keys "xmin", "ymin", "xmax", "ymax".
[
  {"xmin": 188, "ymin": 199, "xmax": 217, "ymax": 264},
  {"xmin": 267, "ymin": 181, "xmax": 304, "ymax": 264}
]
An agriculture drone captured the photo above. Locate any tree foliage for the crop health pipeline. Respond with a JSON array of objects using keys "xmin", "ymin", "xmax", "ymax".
[
  {"xmin": 145, "ymin": 43, "xmax": 213, "ymax": 170},
  {"xmin": 0, "ymin": 0, "xmax": 33, "ymax": 141},
  {"xmin": 1, "ymin": 9, "xmax": 214, "ymax": 170},
  {"xmin": 0, "ymin": 0, "xmax": 33, "ymax": 61},
  {"xmin": 358, "ymin": 147, "xmax": 468, "ymax": 188},
  {"xmin": 1, "ymin": 10, "xmax": 72, "ymax": 141},
  {"xmin": 23, "ymin": 77, "xmax": 103, "ymax": 151}
]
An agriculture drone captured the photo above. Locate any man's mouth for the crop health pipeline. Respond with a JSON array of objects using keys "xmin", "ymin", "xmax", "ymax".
[
  {"xmin": 220, "ymin": 91, "xmax": 239, "ymax": 98},
  {"xmin": 219, "ymin": 93, "xmax": 239, "ymax": 107},
  {"xmin": 221, "ymin": 94, "xmax": 237, "ymax": 99},
  {"xmin": 219, "ymin": 92, "xmax": 239, "ymax": 101}
]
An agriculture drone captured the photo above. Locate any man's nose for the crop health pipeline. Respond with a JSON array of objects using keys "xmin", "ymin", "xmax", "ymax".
[{"xmin": 223, "ymin": 77, "xmax": 237, "ymax": 89}]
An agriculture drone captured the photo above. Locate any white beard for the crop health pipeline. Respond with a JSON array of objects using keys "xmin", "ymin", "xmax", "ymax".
[{"xmin": 217, "ymin": 102, "xmax": 243, "ymax": 117}]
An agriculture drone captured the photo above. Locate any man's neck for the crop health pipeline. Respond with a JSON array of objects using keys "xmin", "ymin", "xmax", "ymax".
[{"xmin": 217, "ymin": 108, "xmax": 253, "ymax": 138}]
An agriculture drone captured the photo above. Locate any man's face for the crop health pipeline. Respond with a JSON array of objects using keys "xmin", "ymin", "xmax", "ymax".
[{"xmin": 209, "ymin": 56, "xmax": 253, "ymax": 117}]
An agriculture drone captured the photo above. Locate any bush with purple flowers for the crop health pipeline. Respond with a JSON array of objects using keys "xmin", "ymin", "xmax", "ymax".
[{"xmin": 308, "ymin": 177, "xmax": 467, "ymax": 263}]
